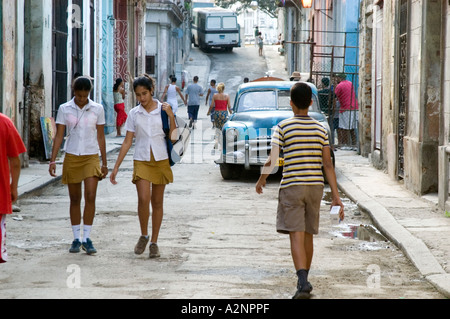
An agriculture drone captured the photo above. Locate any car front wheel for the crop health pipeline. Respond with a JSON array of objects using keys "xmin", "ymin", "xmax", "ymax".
[{"xmin": 220, "ymin": 163, "xmax": 241, "ymax": 180}]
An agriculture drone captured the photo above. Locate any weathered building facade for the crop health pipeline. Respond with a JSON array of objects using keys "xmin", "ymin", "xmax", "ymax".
[
  {"xmin": 145, "ymin": 0, "xmax": 191, "ymax": 95},
  {"xmin": 359, "ymin": 0, "xmax": 447, "ymax": 198},
  {"xmin": 277, "ymin": 0, "xmax": 360, "ymax": 81}
]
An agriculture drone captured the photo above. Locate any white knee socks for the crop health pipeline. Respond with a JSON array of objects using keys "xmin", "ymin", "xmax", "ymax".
[{"xmin": 72, "ymin": 224, "xmax": 92, "ymax": 242}]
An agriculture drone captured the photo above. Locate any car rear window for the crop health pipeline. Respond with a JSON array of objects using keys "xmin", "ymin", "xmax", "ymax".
[
  {"xmin": 222, "ymin": 16, "xmax": 237, "ymax": 29},
  {"xmin": 207, "ymin": 17, "xmax": 221, "ymax": 29}
]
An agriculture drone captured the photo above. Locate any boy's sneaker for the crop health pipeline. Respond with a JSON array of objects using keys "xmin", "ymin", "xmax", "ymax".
[
  {"xmin": 81, "ymin": 238, "xmax": 97, "ymax": 255},
  {"xmin": 293, "ymin": 281, "xmax": 313, "ymax": 299},
  {"xmin": 292, "ymin": 285, "xmax": 311, "ymax": 299},
  {"xmin": 304, "ymin": 281, "xmax": 313, "ymax": 293},
  {"xmin": 149, "ymin": 243, "xmax": 160, "ymax": 258},
  {"xmin": 134, "ymin": 236, "xmax": 149, "ymax": 255},
  {"xmin": 69, "ymin": 239, "xmax": 81, "ymax": 253}
]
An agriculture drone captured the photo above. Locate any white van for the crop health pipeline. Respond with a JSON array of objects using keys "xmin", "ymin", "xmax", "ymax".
[{"xmin": 191, "ymin": 7, "xmax": 241, "ymax": 52}]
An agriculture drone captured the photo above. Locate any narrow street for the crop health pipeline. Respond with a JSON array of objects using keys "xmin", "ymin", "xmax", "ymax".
[{"xmin": 0, "ymin": 45, "xmax": 444, "ymax": 300}]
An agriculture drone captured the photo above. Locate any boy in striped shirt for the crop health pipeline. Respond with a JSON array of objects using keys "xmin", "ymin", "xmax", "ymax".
[{"xmin": 256, "ymin": 82, "xmax": 344, "ymax": 299}]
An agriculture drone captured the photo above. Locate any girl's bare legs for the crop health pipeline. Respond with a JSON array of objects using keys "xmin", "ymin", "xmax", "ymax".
[
  {"xmin": 68, "ymin": 177, "xmax": 99, "ymax": 226},
  {"xmin": 136, "ymin": 179, "xmax": 151, "ymax": 236},
  {"xmin": 150, "ymin": 184, "xmax": 166, "ymax": 243},
  {"xmin": 135, "ymin": 180, "xmax": 165, "ymax": 242}
]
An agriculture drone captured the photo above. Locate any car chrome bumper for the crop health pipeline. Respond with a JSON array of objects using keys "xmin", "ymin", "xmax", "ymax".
[{"xmin": 223, "ymin": 138, "xmax": 272, "ymax": 169}]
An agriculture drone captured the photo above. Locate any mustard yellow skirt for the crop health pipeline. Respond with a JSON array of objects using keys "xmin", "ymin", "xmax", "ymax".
[
  {"xmin": 132, "ymin": 153, "xmax": 173, "ymax": 185},
  {"xmin": 62, "ymin": 153, "xmax": 103, "ymax": 184}
]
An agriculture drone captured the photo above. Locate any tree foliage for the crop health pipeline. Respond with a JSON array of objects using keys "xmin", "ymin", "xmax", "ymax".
[{"xmin": 214, "ymin": 0, "xmax": 280, "ymax": 18}]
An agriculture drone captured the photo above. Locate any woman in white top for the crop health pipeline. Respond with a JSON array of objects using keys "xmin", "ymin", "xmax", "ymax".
[
  {"xmin": 110, "ymin": 74, "xmax": 177, "ymax": 258},
  {"xmin": 160, "ymin": 76, "xmax": 186, "ymax": 114},
  {"xmin": 49, "ymin": 76, "xmax": 108, "ymax": 255}
]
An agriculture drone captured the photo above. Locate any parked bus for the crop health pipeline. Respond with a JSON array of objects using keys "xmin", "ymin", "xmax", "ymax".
[{"xmin": 191, "ymin": 7, "xmax": 241, "ymax": 52}]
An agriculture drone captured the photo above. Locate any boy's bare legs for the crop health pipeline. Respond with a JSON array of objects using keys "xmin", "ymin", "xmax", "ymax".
[
  {"xmin": 289, "ymin": 231, "xmax": 313, "ymax": 270},
  {"xmin": 290, "ymin": 231, "xmax": 314, "ymax": 297}
]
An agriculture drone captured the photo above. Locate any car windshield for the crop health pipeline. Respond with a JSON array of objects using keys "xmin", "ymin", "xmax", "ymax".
[{"xmin": 236, "ymin": 89, "xmax": 320, "ymax": 113}]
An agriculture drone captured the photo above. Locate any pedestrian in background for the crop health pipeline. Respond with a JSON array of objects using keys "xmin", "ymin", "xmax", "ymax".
[
  {"xmin": 185, "ymin": 76, "xmax": 203, "ymax": 129},
  {"xmin": 334, "ymin": 73, "xmax": 358, "ymax": 147},
  {"xmin": 160, "ymin": 76, "xmax": 186, "ymax": 115},
  {"xmin": 255, "ymin": 82, "xmax": 344, "ymax": 299},
  {"xmin": 110, "ymin": 74, "xmax": 177, "ymax": 259},
  {"xmin": 0, "ymin": 113, "xmax": 27, "ymax": 263},
  {"xmin": 318, "ymin": 77, "xmax": 337, "ymax": 147},
  {"xmin": 205, "ymin": 79, "xmax": 218, "ymax": 128},
  {"xmin": 254, "ymin": 26, "xmax": 259, "ymax": 47},
  {"xmin": 49, "ymin": 76, "xmax": 108, "ymax": 255},
  {"xmin": 257, "ymin": 32, "xmax": 264, "ymax": 56},
  {"xmin": 207, "ymin": 82, "xmax": 232, "ymax": 130},
  {"xmin": 113, "ymin": 78, "xmax": 128, "ymax": 137}
]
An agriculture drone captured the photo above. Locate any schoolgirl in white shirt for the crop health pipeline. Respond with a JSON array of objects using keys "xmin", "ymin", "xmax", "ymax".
[
  {"xmin": 49, "ymin": 76, "xmax": 108, "ymax": 255},
  {"xmin": 110, "ymin": 74, "xmax": 177, "ymax": 258}
]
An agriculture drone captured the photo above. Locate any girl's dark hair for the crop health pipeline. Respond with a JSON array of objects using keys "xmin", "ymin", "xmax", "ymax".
[
  {"xmin": 133, "ymin": 74, "xmax": 155, "ymax": 93},
  {"xmin": 73, "ymin": 76, "xmax": 92, "ymax": 92},
  {"xmin": 290, "ymin": 82, "xmax": 312, "ymax": 110},
  {"xmin": 113, "ymin": 78, "xmax": 123, "ymax": 91}
]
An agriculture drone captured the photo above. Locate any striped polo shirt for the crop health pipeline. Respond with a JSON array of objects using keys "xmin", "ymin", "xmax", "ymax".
[{"xmin": 272, "ymin": 115, "xmax": 329, "ymax": 189}]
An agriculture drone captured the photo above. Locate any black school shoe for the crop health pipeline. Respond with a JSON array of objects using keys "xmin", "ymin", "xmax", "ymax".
[
  {"xmin": 292, "ymin": 285, "xmax": 311, "ymax": 299},
  {"xmin": 292, "ymin": 281, "xmax": 313, "ymax": 299}
]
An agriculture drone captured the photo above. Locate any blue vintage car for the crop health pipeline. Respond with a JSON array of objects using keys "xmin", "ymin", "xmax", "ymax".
[{"xmin": 218, "ymin": 80, "xmax": 333, "ymax": 179}]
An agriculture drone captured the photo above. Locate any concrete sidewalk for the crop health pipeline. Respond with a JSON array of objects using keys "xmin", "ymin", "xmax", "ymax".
[{"xmin": 14, "ymin": 44, "xmax": 450, "ymax": 298}]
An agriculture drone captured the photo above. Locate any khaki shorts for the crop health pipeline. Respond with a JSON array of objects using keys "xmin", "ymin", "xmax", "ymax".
[{"xmin": 277, "ymin": 185, "xmax": 324, "ymax": 235}]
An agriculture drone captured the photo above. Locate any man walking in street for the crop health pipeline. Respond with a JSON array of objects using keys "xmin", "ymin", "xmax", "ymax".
[
  {"xmin": 254, "ymin": 26, "xmax": 259, "ymax": 47},
  {"xmin": 334, "ymin": 73, "xmax": 358, "ymax": 147},
  {"xmin": 0, "ymin": 113, "xmax": 27, "ymax": 263},
  {"xmin": 255, "ymin": 82, "xmax": 344, "ymax": 299},
  {"xmin": 185, "ymin": 76, "xmax": 203, "ymax": 129}
]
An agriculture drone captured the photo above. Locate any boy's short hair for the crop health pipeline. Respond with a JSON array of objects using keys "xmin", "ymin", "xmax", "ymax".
[{"xmin": 290, "ymin": 82, "xmax": 312, "ymax": 110}]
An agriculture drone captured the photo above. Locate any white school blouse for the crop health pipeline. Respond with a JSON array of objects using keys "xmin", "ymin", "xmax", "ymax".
[
  {"xmin": 55, "ymin": 98, "xmax": 105, "ymax": 156},
  {"xmin": 124, "ymin": 101, "xmax": 169, "ymax": 162}
]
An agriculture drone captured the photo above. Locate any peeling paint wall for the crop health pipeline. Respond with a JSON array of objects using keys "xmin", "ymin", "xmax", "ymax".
[{"xmin": 358, "ymin": 0, "xmax": 443, "ymax": 195}]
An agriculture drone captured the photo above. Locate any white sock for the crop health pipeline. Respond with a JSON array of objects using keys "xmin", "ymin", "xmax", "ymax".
[
  {"xmin": 72, "ymin": 225, "xmax": 81, "ymax": 241},
  {"xmin": 82, "ymin": 225, "xmax": 92, "ymax": 242}
]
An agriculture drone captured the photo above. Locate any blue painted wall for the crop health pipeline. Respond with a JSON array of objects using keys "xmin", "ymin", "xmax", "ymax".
[
  {"xmin": 343, "ymin": 0, "xmax": 360, "ymax": 94},
  {"xmin": 101, "ymin": 0, "xmax": 115, "ymax": 134}
]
